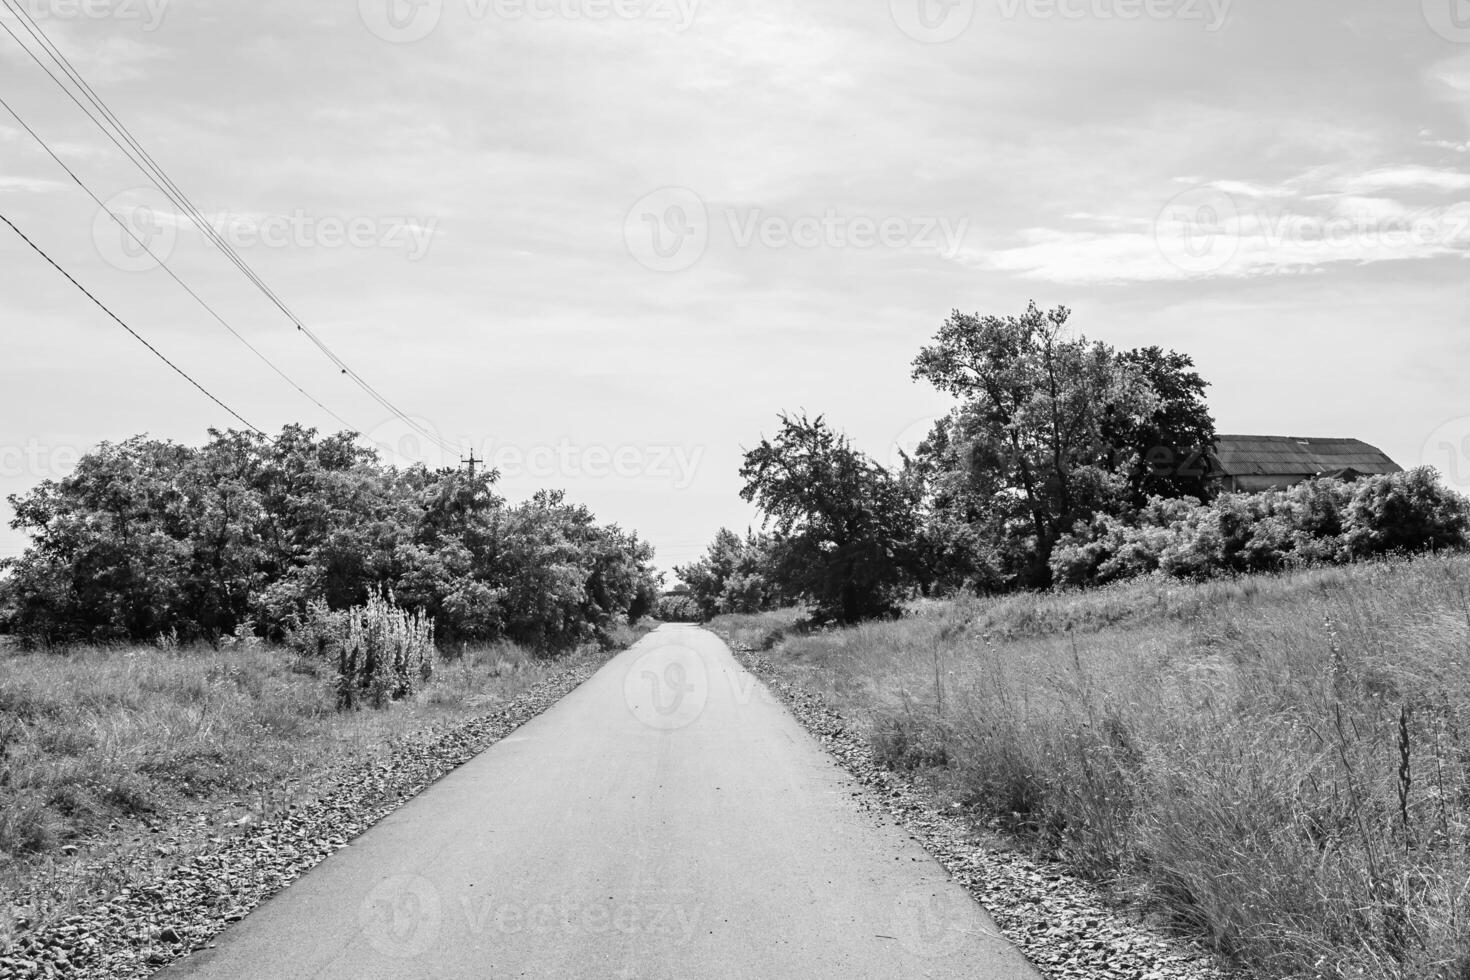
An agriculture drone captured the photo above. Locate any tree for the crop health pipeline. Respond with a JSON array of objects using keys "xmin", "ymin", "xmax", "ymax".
[
  {"xmin": 675, "ymin": 527, "xmax": 781, "ymax": 619},
  {"xmin": 2, "ymin": 428, "xmax": 660, "ymax": 651},
  {"xmin": 1106, "ymin": 346, "xmax": 1217, "ymax": 506},
  {"xmin": 739, "ymin": 413, "xmax": 920, "ymax": 624},
  {"xmin": 912, "ymin": 302, "xmax": 1153, "ymax": 587}
]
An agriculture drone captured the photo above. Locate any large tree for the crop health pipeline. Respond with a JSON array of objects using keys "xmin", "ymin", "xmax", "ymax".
[
  {"xmin": 739, "ymin": 413, "xmax": 920, "ymax": 624},
  {"xmin": 1106, "ymin": 346, "xmax": 1216, "ymax": 506},
  {"xmin": 911, "ymin": 302, "xmax": 1155, "ymax": 587}
]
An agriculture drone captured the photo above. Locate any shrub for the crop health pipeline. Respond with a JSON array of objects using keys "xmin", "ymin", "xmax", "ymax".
[
  {"xmin": 1345, "ymin": 467, "xmax": 1470, "ymax": 557},
  {"xmin": 1055, "ymin": 473, "xmax": 1470, "ymax": 589},
  {"xmin": 335, "ymin": 589, "xmax": 435, "ymax": 710}
]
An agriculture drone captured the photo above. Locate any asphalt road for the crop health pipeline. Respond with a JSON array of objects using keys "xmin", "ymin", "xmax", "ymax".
[{"xmin": 159, "ymin": 625, "xmax": 1040, "ymax": 979}]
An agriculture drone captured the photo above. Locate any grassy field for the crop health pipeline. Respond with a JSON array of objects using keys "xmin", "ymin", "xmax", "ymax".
[
  {"xmin": 713, "ymin": 555, "xmax": 1470, "ymax": 980},
  {"xmin": 0, "ymin": 625, "xmax": 645, "ymax": 942}
]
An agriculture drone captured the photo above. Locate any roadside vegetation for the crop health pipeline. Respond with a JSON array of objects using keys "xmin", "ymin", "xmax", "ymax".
[
  {"xmin": 0, "ymin": 425, "xmax": 660, "ymax": 652},
  {"xmin": 715, "ymin": 554, "xmax": 1470, "ymax": 980}
]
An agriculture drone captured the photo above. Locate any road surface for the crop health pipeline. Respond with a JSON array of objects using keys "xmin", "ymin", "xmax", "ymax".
[{"xmin": 160, "ymin": 625, "xmax": 1039, "ymax": 979}]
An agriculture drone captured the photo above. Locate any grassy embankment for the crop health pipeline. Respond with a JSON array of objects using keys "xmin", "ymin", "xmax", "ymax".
[
  {"xmin": 713, "ymin": 555, "xmax": 1470, "ymax": 980},
  {"xmin": 0, "ymin": 623, "xmax": 647, "ymax": 942}
]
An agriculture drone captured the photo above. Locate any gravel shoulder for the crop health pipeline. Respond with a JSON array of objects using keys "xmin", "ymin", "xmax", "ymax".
[
  {"xmin": 0, "ymin": 651, "xmax": 614, "ymax": 980},
  {"xmin": 726, "ymin": 642, "xmax": 1237, "ymax": 980}
]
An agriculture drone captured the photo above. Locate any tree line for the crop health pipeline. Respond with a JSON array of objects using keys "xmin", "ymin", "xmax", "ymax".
[
  {"xmin": 0, "ymin": 426, "xmax": 660, "ymax": 651},
  {"xmin": 676, "ymin": 302, "xmax": 1468, "ymax": 624}
]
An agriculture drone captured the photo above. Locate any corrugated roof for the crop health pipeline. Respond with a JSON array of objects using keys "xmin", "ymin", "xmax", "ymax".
[{"xmin": 1211, "ymin": 435, "xmax": 1402, "ymax": 477}]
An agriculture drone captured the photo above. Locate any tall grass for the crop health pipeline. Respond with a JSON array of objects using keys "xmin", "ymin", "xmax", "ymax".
[{"xmin": 736, "ymin": 555, "xmax": 1470, "ymax": 980}]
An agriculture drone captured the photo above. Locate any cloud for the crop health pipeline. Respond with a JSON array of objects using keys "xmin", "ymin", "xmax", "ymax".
[
  {"xmin": 1335, "ymin": 166, "xmax": 1470, "ymax": 193},
  {"xmin": 0, "ymin": 175, "xmax": 64, "ymax": 194}
]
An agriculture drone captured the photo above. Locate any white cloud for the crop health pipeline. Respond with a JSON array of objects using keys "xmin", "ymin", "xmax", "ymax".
[{"xmin": 1335, "ymin": 166, "xmax": 1470, "ymax": 194}]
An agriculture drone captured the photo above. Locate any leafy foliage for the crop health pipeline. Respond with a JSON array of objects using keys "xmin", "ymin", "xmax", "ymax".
[
  {"xmin": 910, "ymin": 303, "xmax": 1162, "ymax": 587},
  {"xmin": 1051, "ymin": 469, "xmax": 1470, "ymax": 587},
  {"xmin": 674, "ymin": 528, "xmax": 783, "ymax": 620},
  {"xmin": 1, "ymin": 426, "xmax": 659, "ymax": 653},
  {"xmin": 739, "ymin": 413, "xmax": 920, "ymax": 624}
]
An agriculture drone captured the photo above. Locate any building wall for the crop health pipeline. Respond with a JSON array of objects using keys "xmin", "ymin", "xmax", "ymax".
[{"xmin": 1226, "ymin": 473, "xmax": 1315, "ymax": 492}]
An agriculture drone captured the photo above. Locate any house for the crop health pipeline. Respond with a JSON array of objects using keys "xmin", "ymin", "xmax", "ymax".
[{"xmin": 1209, "ymin": 435, "xmax": 1402, "ymax": 493}]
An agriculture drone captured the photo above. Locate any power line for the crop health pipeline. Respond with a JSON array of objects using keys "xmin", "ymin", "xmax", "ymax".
[
  {"xmin": 1, "ymin": 210, "xmax": 264, "ymax": 434},
  {"xmin": 0, "ymin": 2, "xmax": 462, "ymax": 459},
  {"xmin": 0, "ymin": 94, "xmax": 361, "ymax": 434}
]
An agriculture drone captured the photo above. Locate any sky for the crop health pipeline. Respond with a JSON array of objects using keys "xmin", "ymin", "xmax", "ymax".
[{"xmin": 1, "ymin": 0, "xmax": 1468, "ymax": 577}]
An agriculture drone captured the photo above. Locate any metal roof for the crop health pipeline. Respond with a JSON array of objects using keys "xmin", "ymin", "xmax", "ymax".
[{"xmin": 1211, "ymin": 435, "xmax": 1402, "ymax": 477}]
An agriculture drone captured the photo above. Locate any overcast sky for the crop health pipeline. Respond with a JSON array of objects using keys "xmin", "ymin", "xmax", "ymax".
[{"xmin": 1, "ymin": 0, "xmax": 1468, "ymax": 574}]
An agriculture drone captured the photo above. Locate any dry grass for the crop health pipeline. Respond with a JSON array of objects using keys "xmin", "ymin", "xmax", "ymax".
[
  {"xmin": 0, "ymin": 630, "xmax": 638, "ymax": 940},
  {"xmin": 726, "ymin": 556, "xmax": 1470, "ymax": 980},
  {"xmin": 706, "ymin": 606, "xmax": 808, "ymax": 653}
]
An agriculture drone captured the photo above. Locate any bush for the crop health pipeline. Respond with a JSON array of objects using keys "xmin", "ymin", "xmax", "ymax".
[
  {"xmin": 1052, "ymin": 472, "xmax": 1469, "ymax": 589},
  {"xmin": 1345, "ymin": 467, "xmax": 1470, "ymax": 557},
  {"xmin": 336, "ymin": 590, "xmax": 435, "ymax": 710},
  {"xmin": 2, "ymin": 428, "xmax": 660, "ymax": 654}
]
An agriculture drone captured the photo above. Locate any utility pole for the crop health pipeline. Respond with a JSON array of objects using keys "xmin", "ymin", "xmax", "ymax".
[{"xmin": 461, "ymin": 450, "xmax": 482, "ymax": 477}]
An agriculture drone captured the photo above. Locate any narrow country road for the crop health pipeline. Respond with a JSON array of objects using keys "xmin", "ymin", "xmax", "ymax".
[{"xmin": 158, "ymin": 626, "xmax": 1040, "ymax": 979}]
